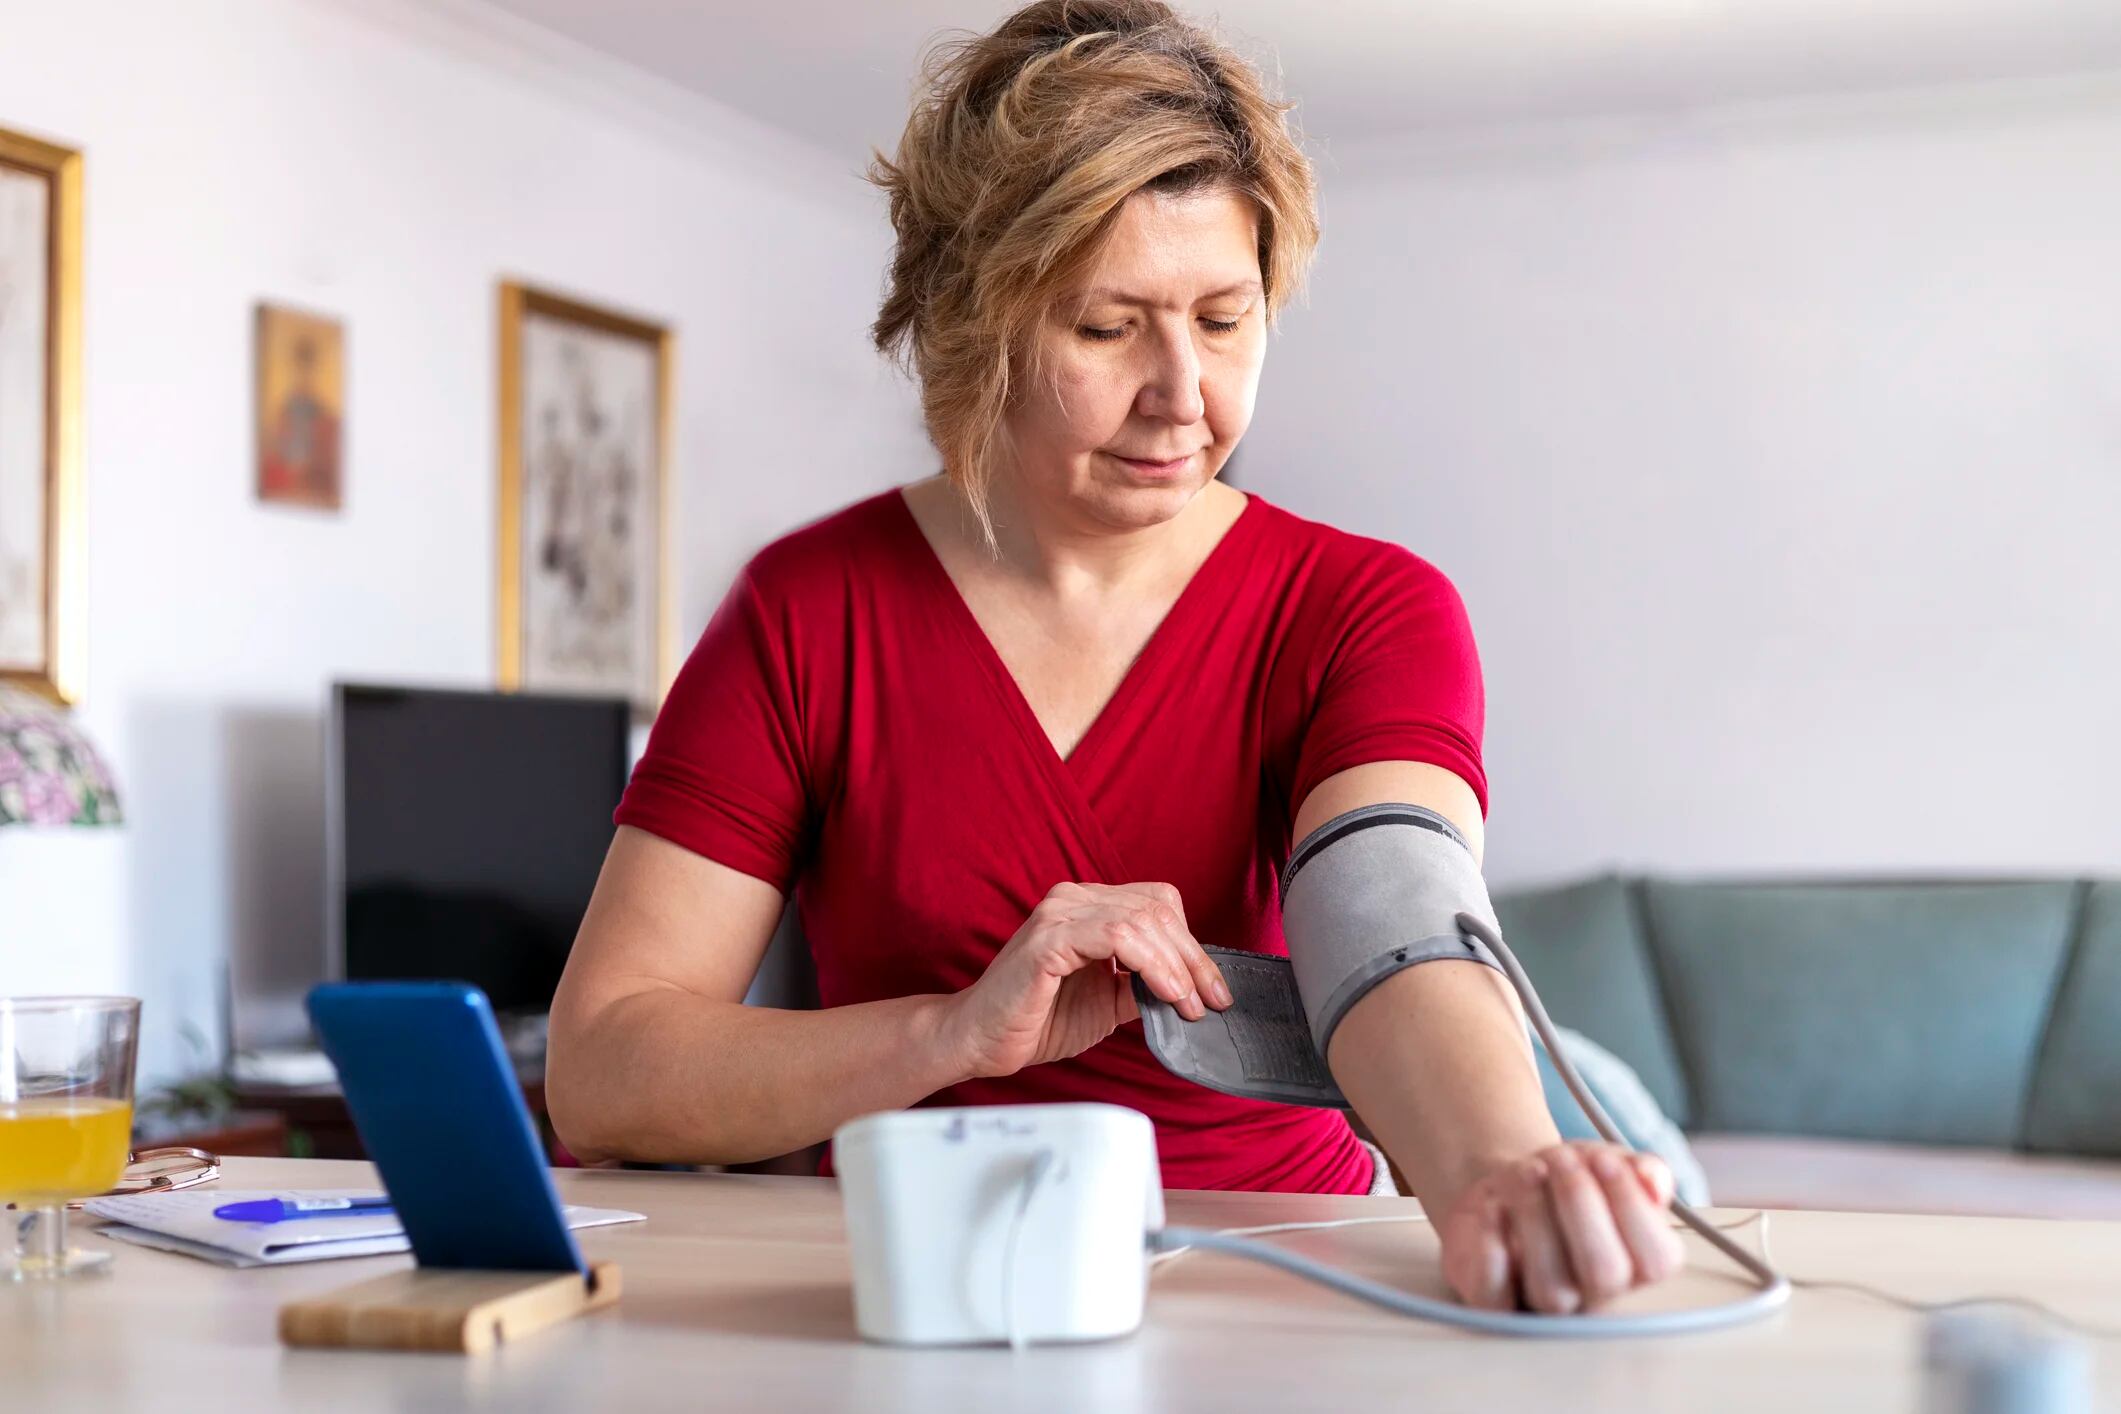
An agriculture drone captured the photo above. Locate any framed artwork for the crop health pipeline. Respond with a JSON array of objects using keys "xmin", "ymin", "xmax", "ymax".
[
  {"xmin": 0, "ymin": 126, "xmax": 83, "ymax": 705},
  {"xmin": 255, "ymin": 302, "xmax": 345, "ymax": 509},
  {"xmin": 496, "ymin": 281, "xmax": 672, "ymax": 716}
]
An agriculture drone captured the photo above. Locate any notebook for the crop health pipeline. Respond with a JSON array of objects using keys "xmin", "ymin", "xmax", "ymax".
[{"xmin": 85, "ymin": 1189, "xmax": 645, "ymax": 1268}]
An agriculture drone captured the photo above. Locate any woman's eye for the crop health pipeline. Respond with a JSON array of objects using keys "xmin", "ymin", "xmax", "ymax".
[{"xmin": 1078, "ymin": 315, "xmax": 1244, "ymax": 342}]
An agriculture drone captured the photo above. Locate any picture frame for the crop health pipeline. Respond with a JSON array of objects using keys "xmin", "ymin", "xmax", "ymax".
[
  {"xmin": 255, "ymin": 302, "xmax": 346, "ymax": 511},
  {"xmin": 496, "ymin": 281, "xmax": 672, "ymax": 717},
  {"xmin": 0, "ymin": 125, "xmax": 84, "ymax": 705}
]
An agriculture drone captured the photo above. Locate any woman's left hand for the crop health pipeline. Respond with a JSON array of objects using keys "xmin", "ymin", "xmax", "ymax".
[{"xmin": 1435, "ymin": 1140, "xmax": 1688, "ymax": 1314}]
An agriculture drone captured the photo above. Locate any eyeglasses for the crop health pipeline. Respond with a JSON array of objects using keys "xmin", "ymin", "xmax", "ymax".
[{"xmin": 60, "ymin": 1147, "xmax": 221, "ymax": 1210}]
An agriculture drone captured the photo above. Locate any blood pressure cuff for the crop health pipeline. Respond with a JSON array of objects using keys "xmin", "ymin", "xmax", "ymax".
[{"xmin": 1134, "ymin": 803, "xmax": 1504, "ymax": 1109}]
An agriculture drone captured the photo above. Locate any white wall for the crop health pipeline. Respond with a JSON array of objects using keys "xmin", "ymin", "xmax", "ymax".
[
  {"xmin": 9, "ymin": 2, "xmax": 2119, "ymax": 1086},
  {"xmin": 1244, "ymin": 73, "xmax": 2121, "ymax": 887},
  {"xmin": 0, "ymin": 0, "xmax": 929, "ymax": 1082}
]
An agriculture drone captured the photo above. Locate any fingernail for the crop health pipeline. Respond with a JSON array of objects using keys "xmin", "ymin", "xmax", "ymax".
[
  {"xmin": 1590, "ymin": 1150, "xmax": 1620, "ymax": 1180},
  {"xmin": 1553, "ymin": 1285, "xmax": 1581, "ymax": 1314},
  {"xmin": 1210, "ymin": 978, "xmax": 1233, "ymax": 1008}
]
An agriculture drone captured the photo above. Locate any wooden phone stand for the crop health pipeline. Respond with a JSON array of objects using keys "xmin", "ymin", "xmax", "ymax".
[{"xmin": 279, "ymin": 1261, "xmax": 621, "ymax": 1353}]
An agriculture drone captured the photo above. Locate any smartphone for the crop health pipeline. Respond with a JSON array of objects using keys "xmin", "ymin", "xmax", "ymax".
[{"xmin": 305, "ymin": 981, "xmax": 583, "ymax": 1273}]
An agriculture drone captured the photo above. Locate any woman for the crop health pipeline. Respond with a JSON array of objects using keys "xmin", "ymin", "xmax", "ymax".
[{"xmin": 548, "ymin": 0, "xmax": 1685, "ymax": 1316}]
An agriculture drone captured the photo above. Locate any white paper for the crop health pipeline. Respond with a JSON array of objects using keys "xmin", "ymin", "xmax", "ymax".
[
  {"xmin": 86, "ymin": 1188, "xmax": 644, "ymax": 1267},
  {"xmin": 95, "ymin": 1222, "xmax": 415, "ymax": 1268}
]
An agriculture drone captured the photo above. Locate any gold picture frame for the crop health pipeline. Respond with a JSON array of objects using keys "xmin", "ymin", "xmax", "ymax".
[
  {"xmin": 496, "ymin": 281, "xmax": 673, "ymax": 717},
  {"xmin": 0, "ymin": 125, "xmax": 84, "ymax": 705}
]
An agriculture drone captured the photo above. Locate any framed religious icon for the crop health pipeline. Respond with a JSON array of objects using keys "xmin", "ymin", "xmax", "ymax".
[
  {"xmin": 255, "ymin": 302, "xmax": 345, "ymax": 510},
  {"xmin": 496, "ymin": 281, "xmax": 672, "ymax": 716},
  {"xmin": 0, "ymin": 126, "xmax": 84, "ymax": 705}
]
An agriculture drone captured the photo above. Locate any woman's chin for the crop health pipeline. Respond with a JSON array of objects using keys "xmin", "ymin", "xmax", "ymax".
[
  {"xmin": 1084, "ymin": 483, "xmax": 1199, "ymax": 531},
  {"xmin": 1081, "ymin": 460, "xmax": 1216, "ymax": 526}
]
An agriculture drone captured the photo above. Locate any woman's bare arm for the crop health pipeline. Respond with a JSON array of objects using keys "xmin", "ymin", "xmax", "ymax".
[
  {"xmin": 546, "ymin": 826, "xmax": 1229, "ymax": 1166},
  {"xmin": 545, "ymin": 826, "xmax": 968, "ymax": 1164},
  {"xmin": 1291, "ymin": 761, "xmax": 1553, "ymax": 1201},
  {"xmin": 1294, "ymin": 762, "xmax": 1683, "ymax": 1313}
]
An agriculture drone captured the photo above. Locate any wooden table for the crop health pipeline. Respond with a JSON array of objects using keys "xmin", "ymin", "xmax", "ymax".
[{"xmin": 10, "ymin": 1157, "xmax": 2118, "ymax": 1411}]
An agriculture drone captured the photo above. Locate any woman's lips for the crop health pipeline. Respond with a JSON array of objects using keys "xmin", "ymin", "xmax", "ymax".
[{"xmin": 1110, "ymin": 450, "xmax": 1194, "ymax": 476}]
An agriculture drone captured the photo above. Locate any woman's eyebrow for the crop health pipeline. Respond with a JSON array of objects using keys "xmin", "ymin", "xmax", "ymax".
[{"xmin": 1078, "ymin": 279, "xmax": 1264, "ymax": 308}]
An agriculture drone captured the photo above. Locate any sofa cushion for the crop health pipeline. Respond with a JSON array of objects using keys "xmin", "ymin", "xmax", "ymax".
[
  {"xmin": 1643, "ymin": 881, "xmax": 2078, "ymax": 1146},
  {"xmin": 2024, "ymin": 882, "xmax": 2121, "ymax": 1157},
  {"xmin": 1536, "ymin": 1025, "xmax": 1709, "ymax": 1205},
  {"xmin": 1688, "ymin": 1132, "xmax": 2121, "ymax": 1220},
  {"xmin": 1492, "ymin": 875, "xmax": 1692, "ymax": 1126}
]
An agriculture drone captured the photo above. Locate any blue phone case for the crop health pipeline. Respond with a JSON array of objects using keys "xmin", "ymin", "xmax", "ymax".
[{"xmin": 305, "ymin": 981, "xmax": 584, "ymax": 1274}]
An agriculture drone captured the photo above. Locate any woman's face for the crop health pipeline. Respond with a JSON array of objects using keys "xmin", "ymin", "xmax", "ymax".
[{"xmin": 1002, "ymin": 185, "xmax": 1267, "ymax": 533}]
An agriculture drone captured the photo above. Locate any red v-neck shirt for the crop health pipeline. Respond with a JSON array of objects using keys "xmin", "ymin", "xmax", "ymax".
[{"xmin": 614, "ymin": 487, "xmax": 1487, "ymax": 1194}]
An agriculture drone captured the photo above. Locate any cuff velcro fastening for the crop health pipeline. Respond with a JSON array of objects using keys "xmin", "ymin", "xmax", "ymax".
[{"xmin": 1134, "ymin": 802, "xmax": 1502, "ymax": 1109}]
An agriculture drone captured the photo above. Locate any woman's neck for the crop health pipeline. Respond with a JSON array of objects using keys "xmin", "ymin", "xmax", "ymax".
[{"xmin": 934, "ymin": 472, "xmax": 1244, "ymax": 599}]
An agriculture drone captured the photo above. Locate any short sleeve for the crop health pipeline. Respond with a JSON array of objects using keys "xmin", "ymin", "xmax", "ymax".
[
  {"xmin": 612, "ymin": 568, "xmax": 813, "ymax": 891},
  {"xmin": 1289, "ymin": 545, "xmax": 1488, "ymax": 819}
]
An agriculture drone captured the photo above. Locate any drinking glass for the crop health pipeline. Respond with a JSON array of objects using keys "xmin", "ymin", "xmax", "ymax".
[{"xmin": 0, "ymin": 996, "xmax": 141, "ymax": 1280}]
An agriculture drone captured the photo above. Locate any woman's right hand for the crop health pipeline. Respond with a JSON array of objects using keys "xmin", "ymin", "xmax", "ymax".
[{"xmin": 942, "ymin": 881, "xmax": 1234, "ymax": 1079}]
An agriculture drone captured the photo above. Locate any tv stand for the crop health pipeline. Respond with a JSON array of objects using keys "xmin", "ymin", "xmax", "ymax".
[
  {"xmin": 229, "ymin": 1074, "xmax": 552, "ymax": 1161},
  {"xmin": 223, "ymin": 1007, "xmax": 555, "ymax": 1159}
]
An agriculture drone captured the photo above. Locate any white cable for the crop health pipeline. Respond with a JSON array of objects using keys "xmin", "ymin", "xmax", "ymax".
[
  {"xmin": 1148, "ymin": 1223, "xmax": 1786, "ymax": 1338},
  {"xmin": 1149, "ymin": 1211, "xmax": 1758, "ymax": 1272},
  {"xmin": 1505, "ymin": 934, "xmax": 2115, "ymax": 1341},
  {"xmin": 1144, "ymin": 896, "xmax": 2116, "ymax": 1341},
  {"xmin": 1149, "ymin": 1214, "xmax": 1427, "ymax": 1268},
  {"xmin": 1001, "ymin": 1147, "xmax": 1058, "ymax": 1351},
  {"xmin": 1752, "ymin": 1212, "xmax": 2121, "ymax": 1343},
  {"xmin": 1153, "ymin": 1204, "xmax": 2120, "ymax": 1342},
  {"xmin": 1144, "ymin": 911, "xmax": 1792, "ymax": 1337}
]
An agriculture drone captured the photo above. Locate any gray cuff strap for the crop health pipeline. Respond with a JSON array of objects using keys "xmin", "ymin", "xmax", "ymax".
[
  {"xmin": 1134, "ymin": 948, "xmax": 1353, "ymax": 1110},
  {"xmin": 1133, "ymin": 802, "xmax": 1502, "ymax": 1110},
  {"xmin": 1301, "ymin": 929, "xmax": 1501, "ymax": 1068},
  {"xmin": 1282, "ymin": 802, "xmax": 1503, "ymax": 1062}
]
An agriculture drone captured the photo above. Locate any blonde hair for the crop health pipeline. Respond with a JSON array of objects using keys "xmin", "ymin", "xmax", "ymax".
[{"xmin": 868, "ymin": 0, "xmax": 1320, "ymax": 540}]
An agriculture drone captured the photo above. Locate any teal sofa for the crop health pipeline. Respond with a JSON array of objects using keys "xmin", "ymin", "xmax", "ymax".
[{"xmin": 1494, "ymin": 875, "xmax": 2121, "ymax": 1218}]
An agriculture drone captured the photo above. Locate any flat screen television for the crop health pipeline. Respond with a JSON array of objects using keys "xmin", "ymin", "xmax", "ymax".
[{"xmin": 325, "ymin": 683, "xmax": 631, "ymax": 1016}]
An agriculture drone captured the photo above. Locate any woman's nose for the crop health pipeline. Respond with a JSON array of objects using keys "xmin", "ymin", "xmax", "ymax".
[{"xmin": 1136, "ymin": 323, "xmax": 1206, "ymax": 425}]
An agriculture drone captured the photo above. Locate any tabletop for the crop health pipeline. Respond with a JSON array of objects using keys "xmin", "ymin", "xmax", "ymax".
[{"xmin": 9, "ymin": 1157, "xmax": 2118, "ymax": 1412}]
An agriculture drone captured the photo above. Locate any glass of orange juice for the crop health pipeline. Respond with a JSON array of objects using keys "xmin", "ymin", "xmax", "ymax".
[{"xmin": 1, "ymin": 996, "xmax": 141, "ymax": 1280}]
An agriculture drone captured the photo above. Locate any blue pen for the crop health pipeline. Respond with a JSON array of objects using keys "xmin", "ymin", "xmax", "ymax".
[{"xmin": 214, "ymin": 1196, "xmax": 395, "ymax": 1224}]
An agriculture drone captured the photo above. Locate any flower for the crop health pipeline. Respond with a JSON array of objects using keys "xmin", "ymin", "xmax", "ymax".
[
  {"xmin": 0, "ymin": 687, "xmax": 123, "ymax": 828},
  {"xmin": 20, "ymin": 773, "xmax": 77, "ymax": 825}
]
